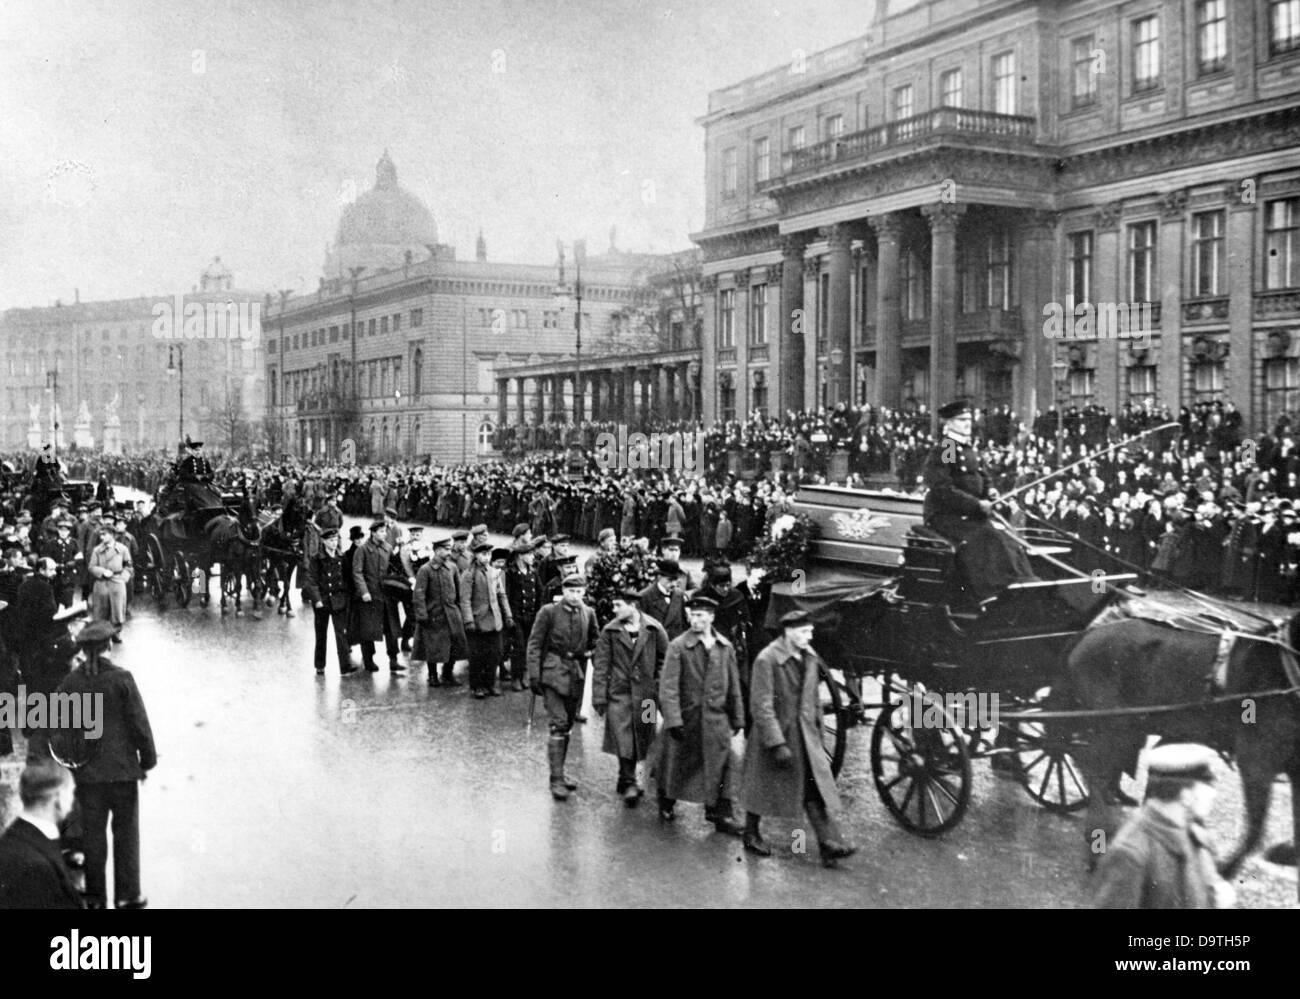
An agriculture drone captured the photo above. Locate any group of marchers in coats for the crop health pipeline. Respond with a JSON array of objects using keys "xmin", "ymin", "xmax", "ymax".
[{"xmin": 580, "ymin": 590, "xmax": 856, "ymax": 867}]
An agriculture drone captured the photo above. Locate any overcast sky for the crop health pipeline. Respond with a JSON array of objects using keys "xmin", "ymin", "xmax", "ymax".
[{"xmin": 0, "ymin": 0, "xmax": 878, "ymax": 308}]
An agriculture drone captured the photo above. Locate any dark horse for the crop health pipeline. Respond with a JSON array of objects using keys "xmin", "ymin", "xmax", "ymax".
[
  {"xmin": 205, "ymin": 512, "xmax": 263, "ymax": 616},
  {"xmin": 261, "ymin": 495, "xmax": 306, "ymax": 617},
  {"xmin": 1062, "ymin": 609, "xmax": 1300, "ymax": 896}
]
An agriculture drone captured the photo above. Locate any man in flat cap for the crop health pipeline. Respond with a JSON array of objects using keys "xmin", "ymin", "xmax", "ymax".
[
  {"xmin": 460, "ymin": 540, "xmax": 512, "ymax": 698},
  {"xmin": 527, "ymin": 573, "xmax": 598, "ymax": 800},
  {"xmin": 652, "ymin": 594, "xmax": 744, "ymax": 834},
  {"xmin": 923, "ymin": 399, "xmax": 1036, "ymax": 603},
  {"xmin": 351, "ymin": 520, "xmax": 401, "ymax": 673},
  {"xmin": 1092, "ymin": 743, "xmax": 1234, "ymax": 909},
  {"xmin": 448, "ymin": 529, "xmax": 471, "ymax": 574},
  {"xmin": 303, "ymin": 528, "xmax": 357, "ymax": 676},
  {"xmin": 740, "ymin": 609, "xmax": 856, "ymax": 867},
  {"xmin": 592, "ymin": 588, "xmax": 669, "ymax": 805}
]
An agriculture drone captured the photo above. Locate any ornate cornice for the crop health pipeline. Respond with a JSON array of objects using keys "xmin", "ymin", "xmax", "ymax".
[
  {"xmin": 920, "ymin": 203, "xmax": 967, "ymax": 231},
  {"xmin": 780, "ymin": 234, "xmax": 809, "ymax": 259},
  {"xmin": 1092, "ymin": 201, "xmax": 1124, "ymax": 231},
  {"xmin": 1159, "ymin": 189, "xmax": 1189, "ymax": 220},
  {"xmin": 803, "ymin": 256, "xmax": 821, "ymax": 279},
  {"xmin": 694, "ymin": 224, "xmax": 781, "ymax": 264},
  {"xmin": 765, "ymin": 264, "xmax": 782, "ymax": 283},
  {"xmin": 700, "ymin": 274, "xmax": 719, "ymax": 293}
]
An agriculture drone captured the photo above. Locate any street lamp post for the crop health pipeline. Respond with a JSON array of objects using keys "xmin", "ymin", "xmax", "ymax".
[
  {"xmin": 1051, "ymin": 357, "xmax": 1069, "ymax": 464},
  {"xmin": 552, "ymin": 242, "xmax": 583, "ymax": 427},
  {"xmin": 45, "ymin": 361, "xmax": 60, "ymax": 462},
  {"xmin": 167, "ymin": 343, "xmax": 185, "ymax": 445}
]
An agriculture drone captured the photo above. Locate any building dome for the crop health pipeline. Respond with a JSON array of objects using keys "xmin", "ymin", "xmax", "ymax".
[{"xmin": 323, "ymin": 151, "xmax": 439, "ymax": 278}]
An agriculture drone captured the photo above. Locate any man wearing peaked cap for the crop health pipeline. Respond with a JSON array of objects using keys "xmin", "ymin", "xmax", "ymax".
[
  {"xmin": 302, "ymin": 524, "xmax": 357, "ymax": 677},
  {"xmin": 1093, "ymin": 743, "xmax": 1234, "ymax": 909},
  {"xmin": 739, "ymin": 605, "xmax": 855, "ymax": 866},
  {"xmin": 651, "ymin": 588, "xmax": 744, "ymax": 832}
]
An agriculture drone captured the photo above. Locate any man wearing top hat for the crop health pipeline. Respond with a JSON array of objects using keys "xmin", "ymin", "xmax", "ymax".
[
  {"xmin": 638, "ymin": 558, "xmax": 688, "ymax": 640},
  {"xmin": 652, "ymin": 593, "xmax": 744, "ymax": 834},
  {"xmin": 176, "ymin": 436, "xmax": 214, "ymax": 484},
  {"xmin": 922, "ymin": 400, "xmax": 1036, "ymax": 603},
  {"xmin": 739, "ymin": 609, "xmax": 856, "ymax": 867},
  {"xmin": 1092, "ymin": 743, "xmax": 1234, "ymax": 909},
  {"xmin": 527, "ymin": 573, "xmax": 598, "ymax": 800}
]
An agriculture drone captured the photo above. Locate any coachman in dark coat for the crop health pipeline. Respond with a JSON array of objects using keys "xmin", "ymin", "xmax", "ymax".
[
  {"xmin": 922, "ymin": 401, "xmax": 1036, "ymax": 602},
  {"xmin": 591, "ymin": 590, "xmax": 669, "ymax": 805}
]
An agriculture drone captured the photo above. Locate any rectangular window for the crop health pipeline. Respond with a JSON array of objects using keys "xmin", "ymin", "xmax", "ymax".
[
  {"xmin": 718, "ymin": 288, "xmax": 735, "ymax": 348},
  {"xmin": 986, "ymin": 231, "xmax": 1013, "ymax": 310},
  {"xmin": 329, "ymin": 325, "xmax": 338, "ymax": 343},
  {"xmin": 892, "ymin": 84, "xmax": 914, "ymax": 132},
  {"xmin": 722, "ymin": 147, "xmax": 738, "ymax": 196},
  {"xmin": 822, "ymin": 114, "xmax": 844, "ymax": 141},
  {"xmin": 753, "ymin": 136, "xmax": 770, "ymax": 185},
  {"xmin": 1132, "ymin": 15, "xmax": 1161, "ymax": 92},
  {"xmin": 1271, "ymin": 0, "xmax": 1300, "ymax": 54},
  {"xmin": 1193, "ymin": 361, "xmax": 1225, "ymax": 397},
  {"xmin": 752, "ymin": 382, "xmax": 768, "ymax": 420},
  {"xmin": 993, "ymin": 52, "xmax": 1016, "ymax": 114},
  {"xmin": 749, "ymin": 284, "xmax": 768, "ymax": 345},
  {"xmin": 392, "ymin": 313, "xmax": 401, "ymax": 332},
  {"xmin": 1072, "ymin": 35, "xmax": 1098, "ymax": 108},
  {"xmin": 368, "ymin": 319, "xmax": 376, "ymax": 336},
  {"xmin": 719, "ymin": 382, "xmax": 736, "ymax": 423},
  {"xmin": 1068, "ymin": 368, "xmax": 1095, "ymax": 405},
  {"xmin": 1069, "ymin": 231, "xmax": 1094, "ymax": 304},
  {"xmin": 542, "ymin": 310, "xmax": 558, "ymax": 329},
  {"xmin": 1265, "ymin": 357, "xmax": 1300, "ymax": 428},
  {"xmin": 380, "ymin": 316, "xmax": 389, "ymax": 334},
  {"xmin": 410, "ymin": 308, "xmax": 423, "ymax": 327},
  {"xmin": 1191, "ymin": 210, "xmax": 1225, "ymax": 296},
  {"xmin": 788, "ymin": 124, "xmax": 806, "ymax": 151},
  {"xmin": 1265, "ymin": 198, "xmax": 1300, "ymax": 288},
  {"xmin": 1128, "ymin": 221, "xmax": 1158, "ymax": 302},
  {"xmin": 1196, "ymin": 1, "xmax": 1227, "ymax": 75},
  {"xmin": 940, "ymin": 68, "xmax": 962, "ymax": 107},
  {"xmin": 1127, "ymin": 364, "xmax": 1157, "ymax": 403}
]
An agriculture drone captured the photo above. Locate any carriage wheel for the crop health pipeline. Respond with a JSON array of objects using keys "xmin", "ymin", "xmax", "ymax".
[
  {"xmin": 1006, "ymin": 692, "xmax": 1090, "ymax": 813},
  {"xmin": 817, "ymin": 666, "xmax": 849, "ymax": 779},
  {"xmin": 173, "ymin": 553, "xmax": 193, "ymax": 608},
  {"xmin": 145, "ymin": 535, "xmax": 168, "ymax": 608},
  {"xmin": 870, "ymin": 690, "xmax": 972, "ymax": 837}
]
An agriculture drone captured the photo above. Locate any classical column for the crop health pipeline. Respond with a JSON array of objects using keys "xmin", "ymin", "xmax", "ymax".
[
  {"xmin": 778, "ymin": 235, "xmax": 807, "ymax": 415},
  {"xmin": 532, "ymin": 376, "xmax": 544, "ymax": 425},
  {"xmin": 640, "ymin": 367, "xmax": 654, "ymax": 425},
  {"xmin": 922, "ymin": 203, "xmax": 966, "ymax": 426},
  {"xmin": 868, "ymin": 213, "xmax": 903, "ymax": 409},
  {"xmin": 497, "ymin": 378, "xmax": 508, "ymax": 427},
  {"xmin": 1093, "ymin": 201, "xmax": 1124, "ymax": 411},
  {"xmin": 514, "ymin": 377, "xmax": 525, "ymax": 426},
  {"xmin": 1159, "ymin": 192, "xmax": 1189, "ymax": 417},
  {"xmin": 655, "ymin": 364, "xmax": 668, "ymax": 420},
  {"xmin": 1226, "ymin": 186, "xmax": 1255, "ymax": 424},
  {"xmin": 700, "ymin": 274, "xmax": 719, "ymax": 422},
  {"xmin": 802, "ymin": 255, "xmax": 821, "ymax": 410},
  {"xmin": 1018, "ymin": 210, "xmax": 1056, "ymax": 418},
  {"xmin": 825, "ymin": 223, "xmax": 853, "ymax": 406}
]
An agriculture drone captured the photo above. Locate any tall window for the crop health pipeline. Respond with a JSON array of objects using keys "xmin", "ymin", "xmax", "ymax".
[
  {"xmin": 392, "ymin": 313, "xmax": 401, "ymax": 332},
  {"xmin": 892, "ymin": 85, "xmax": 915, "ymax": 139},
  {"xmin": 329, "ymin": 324, "xmax": 338, "ymax": 343},
  {"xmin": 719, "ymin": 379, "xmax": 736, "ymax": 423},
  {"xmin": 1128, "ymin": 365, "xmax": 1157, "ymax": 405},
  {"xmin": 1191, "ymin": 210, "xmax": 1225, "ymax": 296},
  {"xmin": 1271, "ymin": 0, "xmax": 1300, "ymax": 55},
  {"xmin": 940, "ymin": 68, "xmax": 962, "ymax": 107},
  {"xmin": 410, "ymin": 308, "xmax": 423, "ymax": 327},
  {"xmin": 1132, "ymin": 15, "xmax": 1161, "ymax": 92},
  {"xmin": 1069, "ymin": 231, "xmax": 1094, "ymax": 304},
  {"xmin": 718, "ymin": 288, "xmax": 735, "ymax": 348},
  {"xmin": 1128, "ymin": 221, "xmax": 1158, "ymax": 302},
  {"xmin": 749, "ymin": 284, "xmax": 768, "ymax": 344},
  {"xmin": 1068, "ymin": 368, "xmax": 1095, "ymax": 405},
  {"xmin": 753, "ymin": 136, "xmax": 770, "ymax": 185},
  {"xmin": 752, "ymin": 378, "xmax": 768, "ymax": 419},
  {"xmin": 993, "ymin": 52, "xmax": 1016, "ymax": 114},
  {"xmin": 269, "ymin": 368, "xmax": 277, "ymax": 406},
  {"xmin": 1265, "ymin": 357, "xmax": 1300, "ymax": 428},
  {"xmin": 986, "ymin": 231, "xmax": 1013, "ymax": 310},
  {"xmin": 1193, "ymin": 361, "xmax": 1225, "ymax": 399},
  {"xmin": 1196, "ymin": 1, "xmax": 1227, "ymax": 75},
  {"xmin": 1072, "ymin": 35, "xmax": 1098, "ymax": 108},
  {"xmin": 368, "ymin": 318, "xmax": 376, "ymax": 337},
  {"xmin": 788, "ymin": 124, "xmax": 805, "ymax": 151},
  {"xmin": 1265, "ymin": 198, "xmax": 1300, "ymax": 288},
  {"xmin": 822, "ymin": 114, "xmax": 844, "ymax": 141},
  {"xmin": 411, "ymin": 348, "xmax": 423, "ymax": 397},
  {"xmin": 722, "ymin": 147, "xmax": 737, "ymax": 196},
  {"xmin": 380, "ymin": 316, "xmax": 389, "ymax": 335}
]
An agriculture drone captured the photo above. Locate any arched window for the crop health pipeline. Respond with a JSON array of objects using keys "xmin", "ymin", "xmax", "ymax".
[
  {"xmin": 477, "ymin": 420, "xmax": 495, "ymax": 454},
  {"xmin": 412, "ymin": 348, "xmax": 423, "ymax": 396}
]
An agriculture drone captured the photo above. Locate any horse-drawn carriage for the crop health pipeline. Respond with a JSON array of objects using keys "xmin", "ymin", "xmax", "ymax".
[{"xmin": 770, "ymin": 484, "xmax": 1300, "ymax": 889}]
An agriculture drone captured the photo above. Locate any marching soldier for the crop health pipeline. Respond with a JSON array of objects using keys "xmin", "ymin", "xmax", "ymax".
[
  {"xmin": 739, "ymin": 610, "xmax": 856, "ymax": 867},
  {"xmin": 652, "ymin": 594, "xmax": 744, "ymax": 835},
  {"xmin": 592, "ymin": 589, "xmax": 668, "ymax": 805},
  {"xmin": 302, "ymin": 528, "xmax": 357, "ymax": 676},
  {"xmin": 526, "ymin": 574, "xmax": 598, "ymax": 801}
]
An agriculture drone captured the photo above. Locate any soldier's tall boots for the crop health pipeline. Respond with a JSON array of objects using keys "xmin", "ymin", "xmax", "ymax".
[
  {"xmin": 560, "ymin": 734, "xmax": 578, "ymax": 791},
  {"xmin": 805, "ymin": 796, "xmax": 855, "ymax": 867},
  {"xmin": 548, "ymin": 735, "xmax": 569, "ymax": 801}
]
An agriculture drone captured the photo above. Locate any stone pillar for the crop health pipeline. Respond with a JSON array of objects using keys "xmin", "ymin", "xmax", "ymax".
[
  {"xmin": 640, "ymin": 367, "xmax": 654, "ymax": 425},
  {"xmin": 532, "ymin": 377, "xmax": 544, "ymax": 425},
  {"xmin": 515, "ymin": 377, "xmax": 525, "ymax": 426},
  {"xmin": 656, "ymin": 364, "xmax": 668, "ymax": 420},
  {"xmin": 1159, "ymin": 193, "xmax": 1188, "ymax": 417},
  {"xmin": 623, "ymin": 367, "xmax": 636, "ymax": 425},
  {"xmin": 779, "ymin": 235, "xmax": 808, "ymax": 415},
  {"xmin": 825, "ymin": 223, "xmax": 853, "ymax": 407},
  {"xmin": 923, "ymin": 204, "xmax": 966, "ymax": 428},
  {"xmin": 1226, "ymin": 186, "xmax": 1255, "ymax": 423},
  {"xmin": 803, "ymin": 255, "xmax": 821, "ymax": 410},
  {"xmin": 733, "ymin": 278, "xmax": 749, "ymax": 418},
  {"xmin": 700, "ymin": 274, "xmax": 718, "ymax": 422},
  {"xmin": 497, "ymin": 378, "xmax": 508, "ymax": 427},
  {"xmin": 1019, "ymin": 210, "xmax": 1056, "ymax": 419},
  {"xmin": 1093, "ymin": 201, "xmax": 1124, "ymax": 411},
  {"xmin": 869, "ymin": 213, "xmax": 904, "ymax": 409},
  {"xmin": 664, "ymin": 366, "xmax": 677, "ymax": 421}
]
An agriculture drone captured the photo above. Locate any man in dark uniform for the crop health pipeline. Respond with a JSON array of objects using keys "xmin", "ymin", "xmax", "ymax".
[
  {"xmin": 922, "ymin": 400, "xmax": 1036, "ymax": 603},
  {"xmin": 303, "ymin": 528, "xmax": 357, "ymax": 676},
  {"xmin": 527, "ymin": 574, "xmax": 598, "ymax": 801},
  {"xmin": 39, "ymin": 517, "xmax": 81, "ymax": 608},
  {"xmin": 176, "ymin": 436, "xmax": 214, "ymax": 483},
  {"xmin": 504, "ymin": 537, "xmax": 542, "ymax": 691}
]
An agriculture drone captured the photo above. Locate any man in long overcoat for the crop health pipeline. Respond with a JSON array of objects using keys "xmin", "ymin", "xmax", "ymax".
[
  {"xmin": 351, "ymin": 520, "xmax": 399, "ymax": 672},
  {"xmin": 739, "ymin": 610, "xmax": 856, "ymax": 867},
  {"xmin": 459, "ymin": 541, "xmax": 512, "ymax": 697},
  {"xmin": 592, "ymin": 589, "xmax": 669, "ymax": 805},
  {"xmin": 638, "ymin": 558, "xmax": 688, "ymax": 640},
  {"xmin": 414, "ymin": 535, "xmax": 467, "ymax": 687},
  {"xmin": 651, "ymin": 594, "xmax": 744, "ymax": 835}
]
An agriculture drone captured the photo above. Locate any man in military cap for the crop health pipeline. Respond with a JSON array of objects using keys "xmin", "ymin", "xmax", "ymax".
[
  {"xmin": 740, "ymin": 610, "xmax": 856, "ymax": 866},
  {"xmin": 527, "ymin": 573, "xmax": 598, "ymax": 800},
  {"xmin": 38, "ymin": 516, "xmax": 81, "ymax": 608},
  {"xmin": 652, "ymin": 594, "xmax": 744, "ymax": 834},
  {"xmin": 922, "ymin": 400, "xmax": 1036, "ymax": 603},
  {"xmin": 303, "ymin": 528, "xmax": 358, "ymax": 676},
  {"xmin": 448, "ymin": 529, "xmax": 471, "ymax": 574},
  {"xmin": 1092, "ymin": 744, "xmax": 1235, "ymax": 909},
  {"xmin": 504, "ymin": 538, "xmax": 543, "ymax": 691},
  {"xmin": 176, "ymin": 436, "xmax": 214, "ymax": 485},
  {"xmin": 460, "ymin": 540, "xmax": 512, "ymax": 698},
  {"xmin": 413, "ymin": 533, "xmax": 466, "ymax": 688},
  {"xmin": 638, "ymin": 558, "xmax": 688, "ymax": 640},
  {"xmin": 38, "ymin": 497, "xmax": 70, "ymax": 545},
  {"xmin": 351, "ymin": 520, "xmax": 401, "ymax": 673}
]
